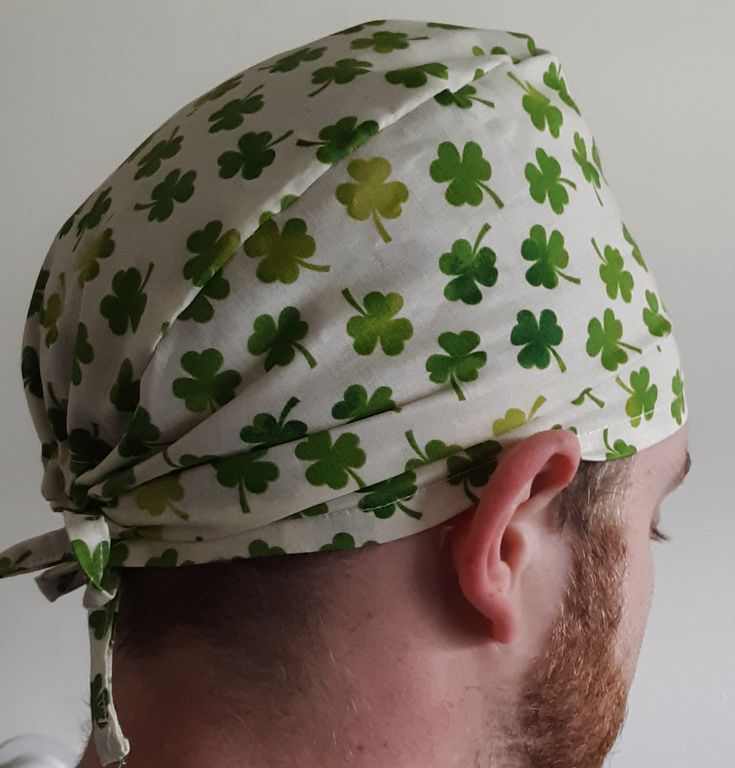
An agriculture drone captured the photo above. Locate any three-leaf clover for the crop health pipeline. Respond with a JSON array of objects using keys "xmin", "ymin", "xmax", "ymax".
[
  {"xmin": 73, "ymin": 188, "xmax": 112, "ymax": 251},
  {"xmin": 403, "ymin": 429, "xmax": 463, "ymax": 472},
  {"xmin": 212, "ymin": 448, "xmax": 279, "ymax": 514},
  {"xmin": 308, "ymin": 58, "xmax": 373, "ymax": 97},
  {"xmin": 492, "ymin": 394, "xmax": 547, "ymax": 436},
  {"xmin": 671, "ymin": 369, "xmax": 686, "ymax": 425},
  {"xmin": 240, "ymin": 396, "xmax": 309, "ymax": 448},
  {"xmin": 439, "ymin": 222, "xmax": 499, "ymax": 304},
  {"xmin": 342, "ymin": 287, "xmax": 413, "ymax": 355},
  {"xmin": 351, "ymin": 30, "xmax": 429, "ymax": 53},
  {"xmin": 99, "ymin": 263, "xmax": 154, "ymax": 335},
  {"xmin": 358, "ymin": 470, "xmax": 420, "ymax": 519},
  {"xmin": 243, "ymin": 216, "xmax": 329, "ymax": 283},
  {"xmin": 434, "ymin": 83, "xmax": 495, "ymax": 110},
  {"xmin": 247, "ymin": 306, "xmax": 317, "ymax": 370},
  {"xmin": 208, "ymin": 84, "xmax": 265, "ymax": 133},
  {"xmin": 572, "ymin": 132, "xmax": 603, "ymax": 205},
  {"xmin": 446, "ymin": 439, "xmax": 504, "ymax": 503},
  {"xmin": 521, "ymin": 224, "xmax": 581, "ymax": 289},
  {"xmin": 506, "ymin": 71, "xmax": 563, "ymax": 137},
  {"xmin": 385, "ymin": 62, "xmax": 449, "ymax": 88},
  {"xmin": 525, "ymin": 147, "xmax": 577, "ymax": 214},
  {"xmin": 172, "ymin": 348, "xmax": 242, "ymax": 413},
  {"xmin": 331, "ymin": 383, "xmax": 397, "ymax": 422},
  {"xmin": 510, "ymin": 309, "xmax": 567, "ymax": 372},
  {"xmin": 134, "ymin": 126, "xmax": 183, "ymax": 180},
  {"xmin": 258, "ymin": 46, "xmax": 327, "ymax": 73},
  {"xmin": 335, "ymin": 156, "xmax": 409, "ymax": 243},
  {"xmin": 133, "ymin": 168, "xmax": 196, "ymax": 222},
  {"xmin": 77, "ymin": 228, "xmax": 114, "ymax": 287},
  {"xmin": 586, "ymin": 308, "xmax": 642, "ymax": 371},
  {"xmin": 183, "ymin": 220, "xmax": 241, "ymax": 287},
  {"xmin": 294, "ymin": 431, "xmax": 366, "ymax": 489},
  {"xmin": 602, "ymin": 428, "xmax": 637, "ymax": 460},
  {"xmin": 135, "ymin": 474, "xmax": 189, "ymax": 521},
  {"xmin": 542, "ymin": 61, "xmax": 580, "ymax": 115},
  {"xmin": 616, "ymin": 367, "xmax": 658, "ymax": 427},
  {"xmin": 430, "ymin": 140, "xmax": 504, "ymax": 208},
  {"xmin": 642, "ymin": 290, "xmax": 672, "ymax": 336},
  {"xmin": 295, "ymin": 116, "xmax": 379, "ymax": 164},
  {"xmin": 591, "ymin": 237, "xmax": 634, "ymax": 302},
  {"xmin": 218, "ymin": 129, "xmax": 294, "ymax": 180},
  {"xmin": 426, "ymin": 330, "xmax": 487, "ymax": 401}
]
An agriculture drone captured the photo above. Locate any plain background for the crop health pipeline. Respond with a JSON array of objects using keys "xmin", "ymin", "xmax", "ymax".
[{"xmin": 0, "ymin": 2, "xmax": 732, "ymax": 765}]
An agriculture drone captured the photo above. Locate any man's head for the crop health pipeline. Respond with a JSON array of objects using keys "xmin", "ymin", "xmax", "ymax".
[{"xmin": 110, "ymin": 420, "xmax": 689, "ymax": 767}]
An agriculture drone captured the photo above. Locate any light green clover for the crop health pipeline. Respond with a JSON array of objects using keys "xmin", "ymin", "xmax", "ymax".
[
  {"xmin": 492, "ymin": 394, "xmax": 547, "ymax": 436},
  {"xmin": 572, "ymin": 132, "xmax": 603, "ymax": 205},
  {"xmin": 616, "ymin": 367, "xmax": 658, "ymax": 427},
  {"xmin": 506, "ymin": 71, "xmax": 563, "ymax": 137},
  {"xmin": 602, "ymin": 428, "xmax": 637, "ymax": 459},
  {"xmin": 642, "ymin": 290, "xmax": 672, "ymax": 336},
  {"xmin": 430, "ymin": 140, "xmax": 504, "ymax": 208},
  {"xmin": 525, "ymin": 147, "xmax": 577, "ymax": 214},
  {"xmin": 172, "ymin": 348, "xmax": 242, "ymax": 413},
  {"xmin": 591, "ymin": 237, "xmax": 634, "ymax": 302},
  {"xmin": 671, "ymin": 369, "xmax": 686, "ymax": 425},
  {"xmin": 521, "ymin": 224, "xmax": 581, "ymax": 289},
  {"xmin": 586, "ymin": 308, "xmax": 642, "ymax": 371}
]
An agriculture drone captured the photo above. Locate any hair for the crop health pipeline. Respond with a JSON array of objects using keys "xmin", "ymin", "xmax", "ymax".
[{"xmin": 113, "ymin": 455, "xmax": 634, "ymax": 664}]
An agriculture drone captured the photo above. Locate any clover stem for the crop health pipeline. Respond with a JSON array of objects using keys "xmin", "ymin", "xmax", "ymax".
[
  {"xmin": 472, "ymin": 222, "xmax": 492, "ymax": 253},
  {"xmin": 462, "ymin": 480, "xmax": 480, "ymax": 504},
  {"xmin": 279, "ymin": 395, "xmax": 301, "ymax": 426},
  {"xmin": 292, "ymin": 341, "xmax": 317, "ymax": 368},
  {"xmin": 139, "ymin": 261, "xmax": 155, "ymax": 292},
  {"xmin": 307, "ymin": 79, "xmax": 331, "ymax": 98},
  {"xmin": 237, "ymin": 479, "xmax": 251, "ymax": 514},
  {"xmin": 478, "ymin": 182, "xmax": 504, "ymax": 209},
  {"xmin": 560, "ymin": 177, "xmax": 577, "ymax": 189},
  {"xmin": 450, "ymin": 374, "xmax": 466, "ymax": 401},
  {"xmin": 505, "ymin": 71, "xmax": 525, "ymax": 91},
  {"xmin": 602, "ymin": 428, "xmax": 613, "ymax": 453},
  {"xmin": 268, "ymin": 129, "xmax": 294, "ymax": 148},
  {"xmin": 619, "ymin": 341, "xmax": 643, "ymax": 354},
  {"xmin": 528, "ymin": 394, "xmax": 547, "ymax": 420},
  {"xmin": 398, "ymin": 501, "xmax": 422, "ymax": 520},
  {"xmin": 346, "ymin": 468, "xmax": 366, "ymax": 488},
  {"xmin": 615, "ymin": 376, "xmax": 635, "ymax": 396},
  {"xmin": 341, "ymin": 287, "xmax": 365, "ymax": 315},
  {"xmin": 587, "ymin": 391, "xmax": 606, "ymax": 408},
  {"xmin": 300, "ymin": 260, "xmax": 332, "ymax": 272},
  {"xmin": 372, "ymin": 211, "xmax": 392, "ymax": 243},
  {"xmin": 404, "ymin": 429, "xmax": 426, "ymax": 461},
  {"xmin": 474, "ymin": 96, "xmax": 496, "ymax": 109},
  {"xmin": 559, "ymin": 271, "xmax": 581, "ymax": 284},
  {"xmin": 593, "ymin": 184, "xmax": 603, "ymax": 206},
  {"xmin": 549, "ymin": 348, "xmax": 567, "ymax": 373},
  {"xmin": 161, "ymin": 447, "xmax": 183, "ymax": 468},
  {"xmin": 590, "ymin": 237, "xmax": 604, "ymax": 262}
]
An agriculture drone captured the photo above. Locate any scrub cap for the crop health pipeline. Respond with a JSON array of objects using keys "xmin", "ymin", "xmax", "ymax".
[{"xmin": 1, "ymin": 17, "xmax": 687, "ymax": 766}]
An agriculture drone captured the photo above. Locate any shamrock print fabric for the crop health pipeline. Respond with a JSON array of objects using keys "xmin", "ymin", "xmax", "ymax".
[{"xmin": 0, "ymin": 17, "xmax": 688, "ymax": 766}]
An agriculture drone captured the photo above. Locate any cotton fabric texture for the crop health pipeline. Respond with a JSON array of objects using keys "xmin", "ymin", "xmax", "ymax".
[{"xmin": 0, "ymin": 17, "xmax": 687, "ymax": 766}]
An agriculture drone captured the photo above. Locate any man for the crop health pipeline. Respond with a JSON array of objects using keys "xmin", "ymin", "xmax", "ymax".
[{"xmin": 0, "ymin": 18, "xmax": 689, "ymax": 768}]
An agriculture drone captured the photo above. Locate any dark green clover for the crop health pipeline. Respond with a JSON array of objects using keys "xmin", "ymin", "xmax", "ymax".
[
  {"xmin": 426, "ymin": 330, "xmax": 487, "ymax": 401},
  {"xmin": 133, "ymin": 168, "xmax": 196, "ymax": 222},
  {"xmin": 308, "ymin": 58, "xmax": 373, "ymax": 98},
  {"xmin": 385, "ymin": 62, "xmax": 449, "ymax": 88},
  {"xmin": 521, "ymin": 224, "xmax": 581, "ymax": 289},
  {"xmin": 26, "ymin": 267, "xmax": 49, "ymax": 319},
  {"xmin": 208, "ymin": 84, "xmax": 265, "ymax": 133},
  {"xmin": 331, "ymin": 384, "xmax": 398, "ymax": 423},
  {"xmin": 41, "ymin": 273, "xmax": 65, "ymax": 347},
  {"xmin": 643, "ymin": 290, "xmax": 672, "ymax": 337},
  {"xmin": 145, "ymin": 548, "xmax": 179, "ymax": 568},
  {"xmin": 586, "ymin": 308, "xmax": 642, "ymax": 371},
  {"xmin": 172, "ymin": 348, "xmax": 242, "ymax": 413},
  {"xmin": 506, "ymin": 71, "xmax": 563, "ymax": 138},
  {"xmin": 258, "ymin": 46, "xmax": 327, "ymax": 73},
  {"xmin": 294, "ymin": 430, "xmax": 366, "ymax": 490},
  {"xmin": 572, "ymin": 132, "xmax": 603, "ymax": 206},
  {"xmin": 240, "ymin": 396, "xmax": 309, "ymax": 449},
  {"xmin": 439, "ymin": 222, "xmax": 499, "ymax": 305},
  {"xmin": 212, "ymin": 447, "xmax": 279, "ymax": 514},
  {"xmin": 118, "ymin": 406, "xmax": 165, "ymax": 458},
  {"xmin": 591, "ymin": 237, "xmax": 634, "ymax": 302},
  {"xmin": 616, "ymin": 367, "xmax": 658, "ymax": 427},
  {"xmin": 602, "ymin": 428, "xmax": 637, "ymax": 460},
  {"xmin": 183, "ymin": 220, "xmax": 241, "ymax": 286},
  {"xmin": 430, "ymin": 140, "xmax": 504, "ymax": 208},
  {"xmin": 342, "ymin": 287, "xmax": 413, "ymax": 356},
  {"xmin": 99, "ymin": 263, "xmax": 154, "ymax": 335},
  {"xmin": 109, "ymin": 358, "xmax": 140, "ymax": 413},
  {"xmin": 247, "ymin": 305, "xmax": 317, "ymax": 371},
  {"xmin": 184, "ymin": 73, "xmax": 243, "ymax": 116},
  {"xmin": 510, "ymin": 309, "xmax": 567, "ymax": 372},
  {"xmin": 177, "ymin": 273, "xmax": 230, "ymax": 324},
  {"xmin": 90, "ymin": 674, "xmax": 110, "ymax": 728},
  {"xmin": 358, "ymin": 470, "xmax": 421, "ymax": 519},
  {"xmin": 525, "ymin": 147, "xmax": 577, "ymax": 214},
  {"xmin": 73, "ymin": 187, "xmax": 112, "ymax": 251},
  {"xmin": 350, "ymin": 30, "xmax": 429, "ymax": 53},
  {"xmin": 21, "ymin": 345, "xmax": 42, "ymax": 398},
  {"xmin": 671, "ymin": 369, "xmax": 686, "ymax": 425},
  {"xmin": 319, "ymin": 533, "xmax": 358, "ymax": 552},
  {"xmin": 134, "ymin": 126, "xmax": 183, "ymax": 179},
  {"xmin": 296, "ymin": 116, "xmax": 380, "ymax": 165},
  {"xmin": 434, "ymin": 83, "xmax": 495, "ymax": 110},
  {"xmin": 446, "ymin": 439, "xmax": 503, "ymax": 503},
  {"xmin": 249, "ymin": 539, "xmax": 286, "ymax": 557},
  {"xmin": 218, "ymin": 129, "xmax": 294, "ymax": 180},
  {"xmin": 71, "ymin": 322, "xmax": 94, "ymax": 386},
  {"xmin": 77, "ymin": 228, "xmax": 114, "ymax": 287},
  {"xmin": 542, "ymin": 61, "xmax": 581, "ymax": 115}
]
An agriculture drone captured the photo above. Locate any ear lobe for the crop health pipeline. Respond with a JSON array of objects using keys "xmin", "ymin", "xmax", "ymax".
[{"xmin": 447, "ymin": 429, "xmax": 581, "ymax": 645}]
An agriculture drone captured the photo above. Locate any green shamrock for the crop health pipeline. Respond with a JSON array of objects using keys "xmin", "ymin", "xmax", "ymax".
[
  {"xmin": 183, "ymin": 219, "xmax": 241, "ymax": 287},
  {"xmin": 506, "ymin": 71, "xmax": 563, "ymax": 137},
  {"xmin": 135, "ymin": 474, "xmax": 189, "ymax": 521},
  {"xmin": 358, "ymin": 470, "xmax": 420, "ymax": 519},
  {"xmin": 350, "ymin": 30, "xmax": 429, "ymax": 53},
  {"xmin": 109, "ymin": 357, "xmax": 140, "ymax": 413},
  {"xmin": 134, "ymin": 126, "xmax": 183, "ymax": 180},
  {"xmin": 542, "ymin": 61, "xmax": 580, "ymax": 115},
  {"xmin": 71, "ymin": 322, "xmax": 94, "ymax": 386},
  {"xmin": 243, "ymin": 216, "xmax": 329, "ymax": 284},
  {"xmin": 212, "ymin": 448, "xmax": 279, "ymax": 514},
  {"xmin": 331, "ymin": 384, "xmax": 397, "ymax": 422},
  {"xmin": 73, "ymin": 187, "xmax": 112, "ymax": 251},
  {"xmin": 429, "ymin": 140, "xmax": 504, "ymax": 208},
  {"xmin": 258, "ymin": 46, "xmax": 327, "ymax": 73},
  {"xmin": 342, "ymin": 287, "xmax": 413, "ymax": 356},
  {"xmin": 67, "ymin": 423, "xmax": 113, "ymax": 476},
  {"xmin": 426, "ymin": 330, "xmax": 487, "ymax": 401},
  {"xmin": 90, "ymin": 674, "xmax": 109, "ymax": 728},
  {"xmin": 118, "ymin": 406, "xmax": 164, "ymax": 458},
  {"xmin": 319, "ymin": 533, "xmax": 358, "ymax": 551},
  {"xmin": 508, "ymin": 31, "xmax": 538, "ymax": 54},
  {"xmin": 208, "ymin": 84, "xmax": 265, "ymax": 133},
  {"xmin": 133, "ymin": 168, "xmax": 196, "ymax": 222},
  {"xmin": 591, "ymin": 237, "xmax": 634, "ymax": 302},
  {"xmin": 521, "ymin": 224, "xmax": 581, "ymax": 289},
  {"xmin": 642, "ymin": 290, "xmax": 672, "ymax": 336},
  {"xmin": 616, "ymin": 367, "xmax": 658, "ymax": 427},
  {"xmin": 446, "ymin": 439, "xmax": 504, "ymax": 503},
  {"xmin": 21, "ymin": 345, "xmax": 42, "ymax": 398},
  {"xmin": 99, "ymin": 263, "xmax": 154, "ymax": 335},
  {"xmin": 572, "ymin": 132, "xmax": 603, "ymax": 205},
  {"xmin": 623, "ymin": 222, "xmax": 648, "ymax": 271},
  {"xmin": 385, "ymin": 62, "xmax": 449, "ymax": 88},
  {"xmin": 295, "ymin": 116, "xmax": 380, "ymax": 164},
  {"xmin": 308, "ymin": 58, "xmax": 373, "ymax": 97},
  {"xmin": 434, "ymin": 83, "xmax": 495, "ymax": 110},
  {"xmin": 602, "ymin": 428, "xmax": 637, "ymax": 460},
  {"xmin": 248, "ymin": 539, "xmax": 286, "ymax": 557},
  {"xmin": 571, "ymin": 387, "xmax": 605, "ymax": 408},
  {"xmin": 439, "ymin": 222, "xmax": 499, "ymax": 304},
  {"xmin": 172, "ymin": 347, "xmax": 242, "ymax": 413},
  {"xmin": 240, "ymin": 396, "xmax": 309, "ymax": 448},
  {"xmin": 145, "ymin": 548, "xmax": 179, "ymax": 568},
  {"xmin": 510, "ymin": 309, "xmax": 567, "ymax": 372},
  {"xmin": 335, "ymin": 156, "xmax": 409, "ymax": 243},
  {"xmin": 177, "ymin": 273, "xmax": 230, "ymax": 324},
  {"xmin": 586, "ymin": 308, "xmax": 642, "ymax": 371},
  {"xmin": 42, "ymin": 272, "xmax": 66, "ymax": 347},
  {"xmin": 218, "ymin": 129, "xmax": 294, "ymax": 180},
  {"xmin": 76, "ymin": 228, "xmax": 114, "ymax": 287},
  {"xmin": 492, "ymin": 394, "xmax": 547, "ymax": 436},
  {"xmin": 294, "ymin": 431, "xmax": 366, "ymax": 489},
  {"xmin": 525, "ymin": 147, "xmax": 577, "ymax": 214},
  {"xmin": 247, "ymin": 305, "xmax": 317, "ymax": 370},
  {"xmin": 69, "ymin": 539, "xmax": 109, "ymax": 590},
  {"xmin": 403, "ymin": 429, "xmax": 463, "ymax": 472},
  {"xmin": 184, "ymin": 73, "xmax": 243, "ymax": 116},
  {"xmin": 88, "ymin": 603, "xmax": 115, "ymax": 641},
  {"xmin": 671, "ymin": 369, "xmax": 686, "ymax": 425}
]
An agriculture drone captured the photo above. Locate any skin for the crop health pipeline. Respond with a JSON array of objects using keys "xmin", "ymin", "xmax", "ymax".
[{"xmin": 76, "ymin": 423, "xmax": 689, "ymax": 768}]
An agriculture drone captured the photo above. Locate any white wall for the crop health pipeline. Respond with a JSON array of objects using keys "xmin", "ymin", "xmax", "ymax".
[{"xmin": 1, "ymin": 2, "xmax": 732, "ymax": 765}]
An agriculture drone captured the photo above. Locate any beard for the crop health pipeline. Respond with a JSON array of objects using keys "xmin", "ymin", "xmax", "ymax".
[{"xmin": 507, "ymin": 513, "xmax": 631, "ymax": 768}]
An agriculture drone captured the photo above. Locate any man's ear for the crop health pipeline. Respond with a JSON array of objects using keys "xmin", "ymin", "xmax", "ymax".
[{"xmin": 447, "ymin": 428, "xmax": 581, "ymax": 644}]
